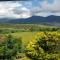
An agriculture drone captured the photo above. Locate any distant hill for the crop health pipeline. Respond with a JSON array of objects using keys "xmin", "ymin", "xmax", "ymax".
[
  {"xmin": 8, "ymin": 15, "xmax": 60, "ymax": 23},
  {"xmin": 0, "ymin": 15, "xmax": 60, "ymax": 26}
]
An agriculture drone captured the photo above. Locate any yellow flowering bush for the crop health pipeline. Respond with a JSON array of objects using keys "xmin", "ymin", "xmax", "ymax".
[{"xmin": 26, "ymin": 32, "xmax": 60, "ymax": 60}]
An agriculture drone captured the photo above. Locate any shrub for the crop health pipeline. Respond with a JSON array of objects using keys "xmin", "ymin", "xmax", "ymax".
[
  {"xmin": 0, "ymin": 35, "xmax": 22, "ymax": 60},
  {"xmin": 26, "ymin": 32, "xmax": 60, "ymax": 60}
]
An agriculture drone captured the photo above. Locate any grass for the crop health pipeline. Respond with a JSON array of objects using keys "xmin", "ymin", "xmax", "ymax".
[{"xmin": 11, "ymin": 32, "xmax": 36, "ymax": 46}]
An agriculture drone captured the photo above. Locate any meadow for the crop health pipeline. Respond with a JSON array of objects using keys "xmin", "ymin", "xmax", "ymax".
[{"xmin": 0, "ymin": 24, "xmax": 60, "ymax": 60}]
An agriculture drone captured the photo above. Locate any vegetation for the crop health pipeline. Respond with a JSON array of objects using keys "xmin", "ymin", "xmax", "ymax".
[
  {"xmin": 26, "ymin": 32, "xmax": 60, "ymax": 60},
  {"xmin": 0, "ymin": 24, "xmax": 59, "ymax": 34},
  {"xmin": 0, "ymin": 24, "xmax": 60, "ymax": 60},
  {"xmin": 0, "ymin": 35, "xmax": 22, "ymax": 60}
]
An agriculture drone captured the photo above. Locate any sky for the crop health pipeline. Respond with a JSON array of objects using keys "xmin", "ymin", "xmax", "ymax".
[{"xmin": 0, "ymin": 0, "xmax": 60, "ymax": 18}]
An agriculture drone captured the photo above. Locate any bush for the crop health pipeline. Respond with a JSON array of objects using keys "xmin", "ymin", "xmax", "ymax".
[
  {"xmin": 26, "ymin": 32, "xmax": 60, "ymax": 60},
  {"xmin": 0, "ymin": 35, "xmax": 22, "ymax": 60}
]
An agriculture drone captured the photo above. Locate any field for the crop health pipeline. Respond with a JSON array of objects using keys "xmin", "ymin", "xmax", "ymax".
[
  {"xmin": 0, "ymin": 24, "xmax": 60, "ymax": 60},
  {"xmin": 12, "ymin": 32, "xmax": 36, "ymax": 46}
]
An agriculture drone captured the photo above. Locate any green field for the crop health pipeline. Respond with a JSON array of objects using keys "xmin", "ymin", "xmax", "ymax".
[{"xmin": 12, "ymin": 32, "xmax": 36, "ymax": 44}]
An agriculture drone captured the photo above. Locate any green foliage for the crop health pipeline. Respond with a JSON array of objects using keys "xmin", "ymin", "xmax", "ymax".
[
  {"xmin": 0, "ymin": 24, "xmax": 60, "ymax": 34},
  {"xmin": 26, "ymin": 32, "xmax": 60, "ymax": 60},
  {"xmin": 0, "ymin": 35, "xmax": 22, "ymax": 60}
]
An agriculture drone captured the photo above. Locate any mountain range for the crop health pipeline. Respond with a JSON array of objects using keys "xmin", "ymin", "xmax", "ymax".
[{"xmin": 0, "ymin": 15, "xmax": 60, "ymax": 26}]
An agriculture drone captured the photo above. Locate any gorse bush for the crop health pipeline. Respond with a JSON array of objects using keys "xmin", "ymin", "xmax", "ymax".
[
  {"xmin": 0, "ymin": 35, "xmax": 22, "ymax": 60},
  {"xmin": 26, "ymin": 32, "xmax": 60, "ymax": 60}
]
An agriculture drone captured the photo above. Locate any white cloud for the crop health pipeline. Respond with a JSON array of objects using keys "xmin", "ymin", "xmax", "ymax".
[
  {"xmin": 34, "ymin": 0, "xmax": 60, "ymax": 17},
  {"xmin": 0, "ymin": 1, "xmax": 32, "ymax": 19},
  {"xmin": 13, "ymin": 7, "xmax": 32, "ymax": 18},
  {"xmin": 0, "ymin": 0, "xmax": 60, "ymax": 19},
  {"xmin": 48, "ymin": 0, "xmax": 60, "ymax": 11}
]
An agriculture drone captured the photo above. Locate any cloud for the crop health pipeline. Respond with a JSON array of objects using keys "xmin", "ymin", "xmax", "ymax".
[
  {"xmin": 48, "ymin": 0, "xmax": 60, "ymax": 12},
  {"xmin": 34, "ymin": 0, "xmax": 60, "ymax": 17},
  {"xmin": 13, "ymin": 7, "xmax": 32, "ymax": 18},
  {"xmin": 0, "ymin": 1, "xmax": 32, "ymax": 18},
  {"xmin": 0, "ymin": 0, "xmax": 60, "ymax": 19}
]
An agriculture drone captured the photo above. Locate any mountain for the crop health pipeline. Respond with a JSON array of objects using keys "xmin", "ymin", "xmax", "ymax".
[
  {"xmin": 8, "ymin": 15, "xmax": 60, "ymax": 24},
  {"xmin": 0, "ymin": 15, "xmax": 60, "ymax": 25}
]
